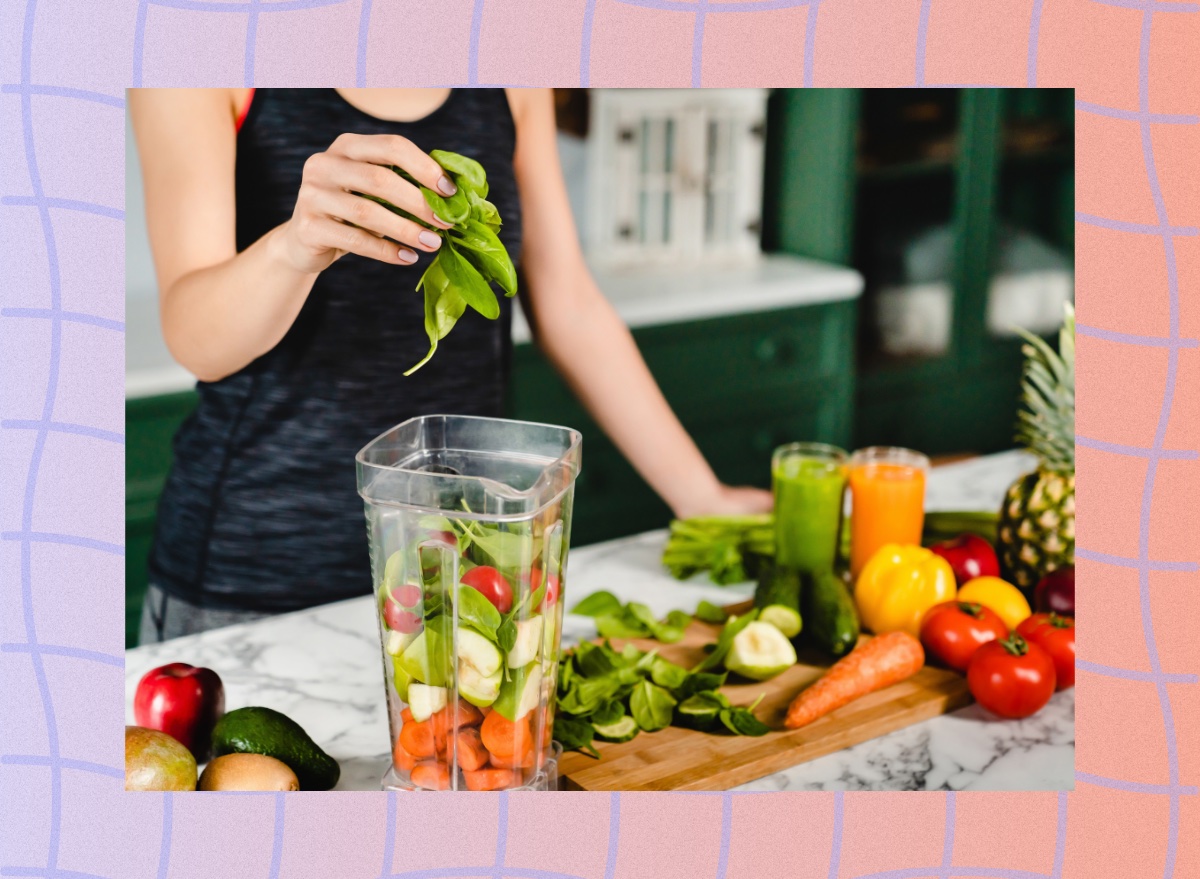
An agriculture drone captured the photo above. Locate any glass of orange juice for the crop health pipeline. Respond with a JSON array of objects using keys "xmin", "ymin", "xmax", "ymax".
[{"xmin": 848, "ymin": 447, "xmax": 930, "ymax": 579}]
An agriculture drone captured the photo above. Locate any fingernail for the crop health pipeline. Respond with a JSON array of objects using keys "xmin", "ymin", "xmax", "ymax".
[
  {"xmin": 432, "ymin": 215, "xmax": 455, "ymax": 229},
  {"xmin": 437, "ymin": 175, "xmax": 457, "ymax": 196},
  {"xmin": 398, "ymin": 248, "xmax": 418, "ymax": 264},
  {"xmin": 418, "ymin": 230, "xmax": 442, "ymax": 249}
]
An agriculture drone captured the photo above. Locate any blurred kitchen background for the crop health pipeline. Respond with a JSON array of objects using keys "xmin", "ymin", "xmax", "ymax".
[{"xmin": 126, "ymin": 88, "xmax": 1074, "ymax": 646}]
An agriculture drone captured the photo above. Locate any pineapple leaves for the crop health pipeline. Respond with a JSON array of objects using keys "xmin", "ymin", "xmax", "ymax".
[
  {"xmin": 360, "ymin": 152, "xmax": 517, "ymax": 375},
  {"xmin": 1013, "ymin": 303, "xmax": 1075, "ymax": 471}
]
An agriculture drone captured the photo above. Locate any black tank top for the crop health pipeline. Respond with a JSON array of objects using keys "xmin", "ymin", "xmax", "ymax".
[{"xmin": 148, "ymin": 88, "xmax": 522, "ymax": 613}]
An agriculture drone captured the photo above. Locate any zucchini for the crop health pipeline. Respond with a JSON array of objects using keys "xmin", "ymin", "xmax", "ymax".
[
  {"xmin": 754, "ymin": 563, "xmax": 803, "ymax": 638},
  {"xmin": 922, "ymin": 510, "xmax": 999, "ymax": 546},
  {"xmin": 804, "ymin": 569, "xmax": 860, "ymax": 658},
  {"xmin": 592, "ymin": 715, "xmax": 639, "ymax": 743}
]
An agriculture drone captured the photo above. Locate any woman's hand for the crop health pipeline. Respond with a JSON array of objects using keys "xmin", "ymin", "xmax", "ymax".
[
  {"xmin": 279, "ymin": 133, "xmax": 460, "ymax": 274},
  {"xmin": 674, "ymin": 484, "xmax": 774, "ymax": 519}
]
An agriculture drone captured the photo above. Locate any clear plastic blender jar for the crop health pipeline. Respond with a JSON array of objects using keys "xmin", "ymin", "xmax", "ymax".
[{"xmin": 356, "ymin": 415, "xmax": 581, "ymax": 791}]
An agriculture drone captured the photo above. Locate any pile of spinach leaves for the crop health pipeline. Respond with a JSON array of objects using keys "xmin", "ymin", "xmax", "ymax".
[
  {"xmin": 554, "ymin": 593, "xmax": 770, "ymax": 757},
  {"xmin": 361, "ymin": 150, "xmax": 517, "ymax": 375}
]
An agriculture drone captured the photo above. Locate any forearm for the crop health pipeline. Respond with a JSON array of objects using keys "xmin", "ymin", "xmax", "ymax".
[
  {"xmin": 532, "ymin": 280, "xmax": 722, "ymax": 518},
  {"xmin": 161, "ymin": 222, "xmax": 318, "ymax": 381}
]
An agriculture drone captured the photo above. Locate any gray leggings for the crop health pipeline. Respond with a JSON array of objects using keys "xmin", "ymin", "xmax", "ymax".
[{"xmin": 138, "ymin": 584, "xmax": 272, "ymax": 644}]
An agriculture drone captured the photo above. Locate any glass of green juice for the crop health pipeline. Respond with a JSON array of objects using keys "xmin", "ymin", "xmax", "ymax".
[{"xmin": 771, "ymin": 442, "xmax": 849, "ymax": 573}]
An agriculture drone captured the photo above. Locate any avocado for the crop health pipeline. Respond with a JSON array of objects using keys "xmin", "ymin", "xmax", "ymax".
[{"xmin": 211, "ymin": 706, "xmax": 340, "ymax": 791}]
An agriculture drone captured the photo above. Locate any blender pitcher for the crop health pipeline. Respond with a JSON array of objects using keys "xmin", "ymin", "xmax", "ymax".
[{"xmin": 356, "ymin": 415, "xmax": 582, "ymax": 791}]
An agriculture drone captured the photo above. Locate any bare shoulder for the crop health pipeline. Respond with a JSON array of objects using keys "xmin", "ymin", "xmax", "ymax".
[{"xmin": 504, "ymin": 88, "xmax": 554, "ymax": 127}]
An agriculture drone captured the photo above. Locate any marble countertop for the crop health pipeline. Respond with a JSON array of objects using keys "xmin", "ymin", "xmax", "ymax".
[
  {"xmin": 124, "ymin": 450, "xmax": 1073, "ymax": 791},
  {"xmin": 124, "ymin": 253, "xmax": 861, "ymax": 398}
]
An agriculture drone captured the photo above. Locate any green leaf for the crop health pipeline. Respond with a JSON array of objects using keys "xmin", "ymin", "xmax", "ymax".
[
  {"xmin": 589, "ymin": 700, "xmax": 625, "ymax": 727},
  {"xmin": 693, "ymin": 609, "xmax": 760, "ymax": 673},
  {"xmin": 431, "ymin": 149, "xmax": 488, "ymax": 196},
  {"xmin": 496, "ymin": 618, "xmax": 517, "ymax": 654},
  {"xmin": 456, "ymin": 583, "xmax": 501, "ymax": 638},
  {"xmin": 452, "ymin": 219, "xmax": 517, "ymax": 296},
  {"xmin": 595, "ymin": 613, "xmax": 650, "ymax": 640},
  {"xmin": 421, "ymin": 185, "xmax": 470, "ymax": 225},
  {"xmin": 406, "ymin": 255, "xmax": 466, "ymax": 375},
  {"xmin": 468, "ymin": 191, "xmax": 502, "ymax": 228},
  {"xmin": 553, "ymin": 715, "xmax": 599, "ymax": 758},
  {"xmin": 695, "ymin": 600, "xmax": 728, "ymax": 624},
  {"xmin": 649, "ymin": 656, "xmax": 689, "ymax": 690},
  {"xmin": 629, "ymin": 680, "xmax": 677, "ymax": 732},
  {"xmin": 570, "ymin": 590, "xmax": 622, "ymax": 618},
  {"xmin": 440, "ymin": 241, "xmax": 499, "ymax": 320},
  {"xmin": 718, "ymin": 706, "xmax": 770, "ymax": 737},
  {"xmin": 677, "ymin": 671, "xmax": 728, "ymax": 699}
]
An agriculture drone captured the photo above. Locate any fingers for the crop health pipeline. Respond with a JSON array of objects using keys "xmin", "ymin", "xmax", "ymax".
[
  {"xmin": 328, "ymin": 133, "xmax": 457, "ymax": 199},
  {"xmin": 303, "ymin": 152, "xmax": 453, "ymax": 230},
  {"xmin": 296, "ymin": 215, "xmax": 419, "ymax": 265},
  {"xmin": 309, "ymin": 187, "xmax": 444, "ymax": 255}
]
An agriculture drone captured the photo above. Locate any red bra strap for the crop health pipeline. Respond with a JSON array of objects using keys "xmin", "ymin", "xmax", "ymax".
[{"xmin": 235, "ymin": 88, "xmax": 256, "ymax": 132}]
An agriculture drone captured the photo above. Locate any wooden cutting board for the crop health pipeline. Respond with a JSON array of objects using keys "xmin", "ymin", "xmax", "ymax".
[{"xmin": 557, "ymin": 601, "xmax": 972, "ymax": 791}]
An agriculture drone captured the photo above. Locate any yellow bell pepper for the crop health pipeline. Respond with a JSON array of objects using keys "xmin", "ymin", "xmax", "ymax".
[
  {"xmin": 956, "ymin": 576, "xmax": 1030, "ymax": 630},
  {"xmin": 854, "ymin": 544, "xmax": 956, "ymax": 638}
]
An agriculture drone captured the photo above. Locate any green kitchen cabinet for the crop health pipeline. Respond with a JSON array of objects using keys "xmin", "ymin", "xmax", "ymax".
[
  {"xmin": 507, "ymin": 299, "xmax": 857, "ymax": 546},
  {"xmin": 126, "ymin": 390, "xmax": 197, "ymax": 647},
  {"xmin": 764, "ymin": 87, "xmax": 1073, "ymax": 456}
]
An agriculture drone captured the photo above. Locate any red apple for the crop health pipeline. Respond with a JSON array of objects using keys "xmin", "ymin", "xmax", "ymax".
[
  {"xmin": 133, "ymin": 663, "xmax": 225, "ymax": 762},
  {"xmin": 929, "ymin": 533, "xmax": 1000, "ymax": 585},
  {"xmin": 1034, "ymin": 565, "xmax": 1075, "ymax": 616}
]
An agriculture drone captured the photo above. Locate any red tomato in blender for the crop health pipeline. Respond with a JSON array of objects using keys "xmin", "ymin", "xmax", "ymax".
[{"xmin": 460, "ymin": 566, "xmax": 513, "ymax": 614}]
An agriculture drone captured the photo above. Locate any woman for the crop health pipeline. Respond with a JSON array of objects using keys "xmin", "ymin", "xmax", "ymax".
[{"xmin": 131, "ymin": 88, "xmax": 770, "ymax": 643}]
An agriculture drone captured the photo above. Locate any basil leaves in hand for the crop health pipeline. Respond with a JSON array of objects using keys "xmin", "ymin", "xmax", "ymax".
[{"xmin": 361, "ymin": 150, "xmax": 518, "ymax": 375}]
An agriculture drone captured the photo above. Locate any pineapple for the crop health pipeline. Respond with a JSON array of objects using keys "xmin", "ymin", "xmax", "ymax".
[{"xmin": 997, "ymin": 303, "xmax": 1076, "ymax": 591}]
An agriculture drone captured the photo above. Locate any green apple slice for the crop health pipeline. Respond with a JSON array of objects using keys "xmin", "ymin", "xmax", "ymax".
[
  {"xmin": 385, "ymin": 629, "xmax": 417, "ymax": 656},
  {"xmin": 456, "ymin": 627, "xmax": 504, "ymax": 708},
  {"xmin": 398, "ymin": 626, "xmax": 449, "ymax": 687},
  {"xmin": 457, "ymin": 628, "xmax": 503, "ymax": 677},
  {"xmin": 408, "ymin": 683, "xmax": 448, "ymax": 722},
  {"xmin": 391, "ymin": 655, "xmax": 413, "ymax": 702},
  {"xmin": 506, "ymin": 616, "xmax": 543, "ymax": 668},
  {"xmin": 725, "ymin": 620, "xmax": 797, "ymax": 681},
  {"xmin": 493, "ymin": 661, "xmax": 543, "ymax": 722},
  {"xmin": 458, "ymin": 662, "xmax": 502, "ymax": 707},
  {"xmin": 383, "ymin": 549, "xmax": 404, "ymax": 591}
]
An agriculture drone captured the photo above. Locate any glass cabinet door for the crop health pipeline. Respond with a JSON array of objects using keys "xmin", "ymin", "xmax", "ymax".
[
  {"xmin": 853, "ymin": 89, "xmax": 962, "ymax": 371},
  {"xmin": 988, "ymin": 88, "xmax": 1075, "ymax": 342}
]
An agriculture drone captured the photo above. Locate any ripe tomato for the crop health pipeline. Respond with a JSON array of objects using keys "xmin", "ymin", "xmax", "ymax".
[
  {"xmin": 521, "ymin": 567, "xmax": 560, "ymax": 612},
  {"xmin": 461, "ymin": 565, "xmax": 513, "ymax": 614},
  {"xmin": 1016, "ymin": 613, "xmax": 1075, "ymax": 690},
  {"xmin": 919, "ymin": 601, "xmax": 1009, "ymax": 672},
  {"xmin": 966, "ymin": 633, "xmax": 1056, "ymax": 719},
  {"xmin": 383, "ymin": 597, "xmax": 422, "ymax": 633}
]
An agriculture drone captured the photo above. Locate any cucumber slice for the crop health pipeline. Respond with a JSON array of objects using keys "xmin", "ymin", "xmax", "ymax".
[
  {"xmin": 759, "ymin": 604, "xmax": 802, "ymax": 639},
  {"xmin": 592, "ymin": 715, "xmax": 639, "ymax": 743},
  {"xmin": 676, "ymin": 692, "xmax": 728, "ymax": 730},
  {"xmin": 725, "ymin": 621, "xmax": 797, "ymax": 681}
]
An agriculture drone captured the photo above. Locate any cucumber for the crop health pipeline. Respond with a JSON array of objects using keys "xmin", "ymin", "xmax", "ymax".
[
  {"xmin": 675, "ymin": 692, "xmax": 728, "ymax": 731},
  {"xmin": 804, "ymin": 569, "xmax": 860, "ymax": 658},
  {"xmin": 754, "ymin": 563, "xmax": 802, "ymax": 639},
  {"xmin": 592, "ymin": 715, "xmax": 639, "ymax": 743}
]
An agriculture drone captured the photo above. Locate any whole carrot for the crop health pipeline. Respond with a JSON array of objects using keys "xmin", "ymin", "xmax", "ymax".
[{"xmin": 785, "ymin": 631, "xmax": 925, "ymax": 729}]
